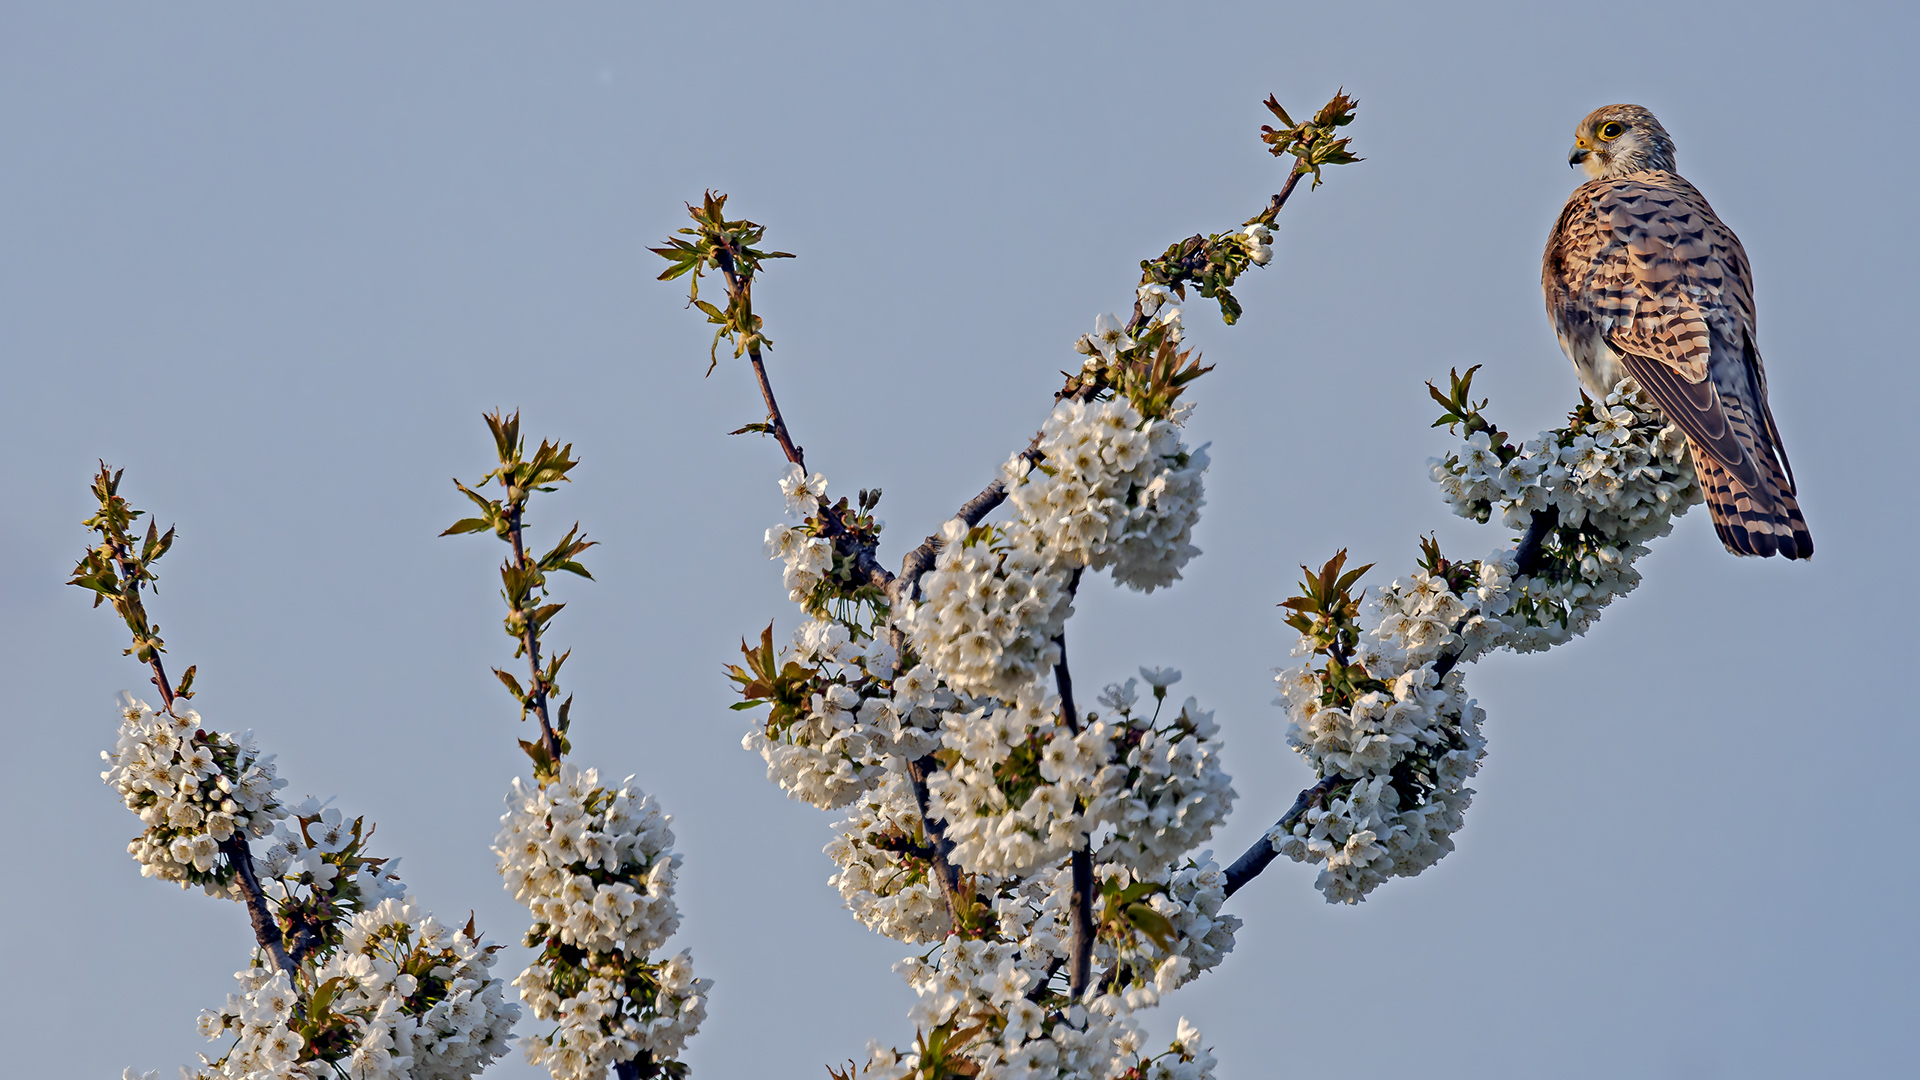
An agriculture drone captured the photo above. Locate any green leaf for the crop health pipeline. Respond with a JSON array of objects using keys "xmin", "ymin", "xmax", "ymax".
[
  {"xmin": 493, "ymin": 668, "xmax": 529, "ymax": 703},
  {"xmin": 1124, "ymin": 903, "xmax": 1178, "ymax": 949}
]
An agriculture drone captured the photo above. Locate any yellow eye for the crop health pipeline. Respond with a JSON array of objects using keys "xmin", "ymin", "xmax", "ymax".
[{"xmin": 1597, "ymin": 121, "xmax": 1626, "ymax": 141}]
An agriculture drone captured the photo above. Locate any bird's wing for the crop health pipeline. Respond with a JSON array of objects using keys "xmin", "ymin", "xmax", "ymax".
[{"xmin": 1583, "ymin": 174, "xmax": 1764, "ymax": 489}]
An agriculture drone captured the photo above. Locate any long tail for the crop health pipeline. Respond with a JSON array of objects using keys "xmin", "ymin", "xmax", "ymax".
[{"xmin": 1691, "ymin": 444, "xmax": 1813, "ymax": 559}]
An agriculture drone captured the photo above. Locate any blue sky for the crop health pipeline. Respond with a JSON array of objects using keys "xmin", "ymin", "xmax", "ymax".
[{"xmin": 3, "ymin": 4, "xmax": 1914, "ymax": 1077}]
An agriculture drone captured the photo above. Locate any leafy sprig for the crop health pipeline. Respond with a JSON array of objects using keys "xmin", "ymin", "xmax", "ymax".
[
  {"xmin": 1427, "ymin": 364, "xmax": 1518, "ymax": 463},
  {"xmin": 70, "ymin": 464, "xmax": 200, "ymax": 706},
  {"xmin": 652, "ymin": 190, "xmax": 795, "ymax": 375},
  {"xmin": 443, "ymin": 410, "xmax": 595, "ymax": 783},
  {"xmin": 1259, "ymin": 89, "xmax": 1362, "ymax": 190}
]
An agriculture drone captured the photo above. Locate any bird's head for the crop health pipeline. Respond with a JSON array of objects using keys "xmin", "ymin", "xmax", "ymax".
[{"xmin": 1567, "ymin": 104, "xmax": 1675, "ymax": 179}]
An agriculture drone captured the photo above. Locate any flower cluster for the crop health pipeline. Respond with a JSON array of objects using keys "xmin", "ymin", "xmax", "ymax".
[
  {"xmin": 101, "ymin": 693, "xmax": 287, "ymax": 895},
  {"xmin": 765, "ymin": 465, "xmax": 889, "ymax": 618},
  {"xmin": 924, "ymin": 675, "xmax": 1233, "ymax": 884},
  {"xmin": 1085, "ymin": 677, "xmax": 1236, "ymax": 874},
  {"xmin": 1115, "ymin": 858, "xmax": 1241, "ymax": 989},
  {"xmin": 861, "ymin": 936, "xmax": 1219, "ymax": 1080},
  {"xmin": 248, "ymin": 800, "xmax": 411, "ymax": 928},
  {"xmin": 103, "ymin": 687, "xmax": 519, "ymax": 1079},
  {"xmin": 902, "ymin": 519, "xmax": 1077, "ymax": 701},
  {"xmin": 1005, "ymin": 397, "xmax": 1209, "ymax": 594},
  {"xmin": 825, "ymin": 773, "xmax": 959, "ymax": 944},
  {"xmin": 1429, "ymin": 378, "xmax": 1700, "ymax": 651},
  {"xmin": 189, "ymin": 899, "xmax": 519, "ymax": 1080},
  {"xmin": 1273, "ymin": 651, "xmax": 1485, "ymax": 904},
  {"xmin": 497, "ymin": 763, "xmax": 710, "ymax": 1080},
  {"xmin": 734, "ymin": 617, "xmax": 941, "ymax": 811},
  {"xmin": 119, "ymin": 780, "xmax": 518, "ymax": 1080}
]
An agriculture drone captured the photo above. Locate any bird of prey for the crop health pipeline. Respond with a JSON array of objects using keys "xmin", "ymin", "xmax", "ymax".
[{"xmin": 1543, "ymin": 104, "xmax": 1811, "ymax": 559}]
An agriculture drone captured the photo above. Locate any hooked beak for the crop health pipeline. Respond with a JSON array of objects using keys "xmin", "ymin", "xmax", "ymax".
[{"xmin": 1568, "ymin": 144, "xmax": 1591, "ymax": 168}]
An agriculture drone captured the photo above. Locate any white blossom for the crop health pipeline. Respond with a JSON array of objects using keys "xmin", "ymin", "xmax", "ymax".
[
  {"xmin": 1089, "ymin": 313, "xmax": 1134, "ymax": 361},
  {"xmin": 1243, "ymin": 223, "xmax": 1273, "ymax": 265},
  {"xmin": 779, "ymin": 462, "xmax": 829, "ymax": 518}
]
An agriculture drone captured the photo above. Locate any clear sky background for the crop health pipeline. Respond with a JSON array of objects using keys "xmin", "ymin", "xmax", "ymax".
[{"xmin": 4, "ymin": 4, "xmax": 1915, "ymax": 1078}]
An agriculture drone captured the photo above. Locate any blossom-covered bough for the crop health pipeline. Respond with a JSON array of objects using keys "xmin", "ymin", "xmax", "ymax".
[
  {"xmin": 75, "ymin": 465, "xmax": 522, "ymax": 1080},
  {"xmin": 659, "ymin": 89, "xmax": 1708, "ymax": 1077},
  {"xmin": 1226, "ymin": 366, "xmax": 1701, "ymax": 904},
  {"xmin": 657, "ymin": 94, "xmax": 1366, "ymax": 1079},
  {"xmin": 443, "ymin": 413, "xmax": 712, "ymax": 1080}
]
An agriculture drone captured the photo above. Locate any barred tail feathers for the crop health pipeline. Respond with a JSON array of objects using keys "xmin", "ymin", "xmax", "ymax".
[{"xmin": 1690, "ymin": 445, "xmax": 1812, "ymax": 559}]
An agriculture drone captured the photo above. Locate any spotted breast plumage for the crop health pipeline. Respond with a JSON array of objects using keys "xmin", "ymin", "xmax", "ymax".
[{"xmin": 1543, "ymin": 104, "xmax": 1811, "ymax": 559}]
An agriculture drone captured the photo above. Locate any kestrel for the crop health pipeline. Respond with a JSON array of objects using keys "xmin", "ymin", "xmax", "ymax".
[{"xmin": 1543, "ymin": 104, "xmax": 1812, "ymax": 559}]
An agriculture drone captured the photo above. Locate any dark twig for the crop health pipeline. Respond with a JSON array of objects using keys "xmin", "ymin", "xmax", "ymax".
[
  {"xmin": 614, "ymin": 1052, "xmax": 668, "ymax": 1080},
  {"xmin": 1511, "ymin": 505, "xmax": 1560, "ymax": 578},
  {"xmin": 890, "ymin": 445, "xmax": 1046, "ymax": 607},
  {"xmin": 505, "ymin": 502, "xmax": 565, "ymax": 769},
  {"xmin": 714, "ymin": 242, "xmax": 908, "ymax": 600},
  {"xmin": 715, "ymin": 247, "xmax": 805, "ymax": 471},
  {"xmin": 1222, "ymin": 773, "xmax": 1346, "ymax": 898},
  {"xmin": 1052, "ymin": 570, "xmax": 1093, "ymax": 999},
  {"xmin": 102, "ymin": 538, "xmax": 179, "ymax": 715},
  {"xmin": 1068, "ymin": 849, "xmax": 1095, "ymax": 1000},
  {"xmin": 222, "ymin": 835, "xmax": 298, "ymax": 974},
  {"xmin": 1028, "ymin": 956, "xmax": 1066, "ymax": 1004},
  {"xmin": 1267, "ymin": 163, "xmax": 1308, "ymax": 220},
  {"xmin": 905, "ymin": 755, "xmax": 969, "ymax": 934}
]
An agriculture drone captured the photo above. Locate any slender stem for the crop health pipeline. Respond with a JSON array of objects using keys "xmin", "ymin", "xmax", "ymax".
[
  {"xmin": 711, "ymin": 243, "xmax": 909, "ymax": 599},
  {"xmin": 1068, "ymin": 846, "xmax": 1094, "ymax": 1000},
  {"xmin": 715, "ymin": 247, "xmax": 805, "ymax": 470},
  {"xmin": 1028, "ymin": 957, "xmax": 1065, "ymax": 1004},
  {"xmin": 1222, "ymin": 774, "xmax": 1345, "ymax": 898},
  {"xmin": 1268, "ymin": 163, "xmax": 1308, "ymax": 218},
  {"xmin": 507, "ymin": 501, "xmax": 564, "ymax": 768},
  {"xmin": 223, "ymin": 835, "xmax": 298, "ymax": 974},
  {"xmin": 1512, "ymin": 505, "xmax": 1560, "ymax": 577},
  {"xmin": 890, "ymin": 447, "xmax": 1043, "ymax": 607},
  {"xmin": 905, "ymin": 755, "xmax": 969, "ymax": 934},
  {"xmin": 1052, "ymin": 573, "xmax": 1093, "ymax": 998},
  {"xmin": 1052, "ymin": 570, "xmax": 1085, "ymax": 733},
  {"xmin": 106, "ymin": 539, "xmax": 176, "ymax": 712}
]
